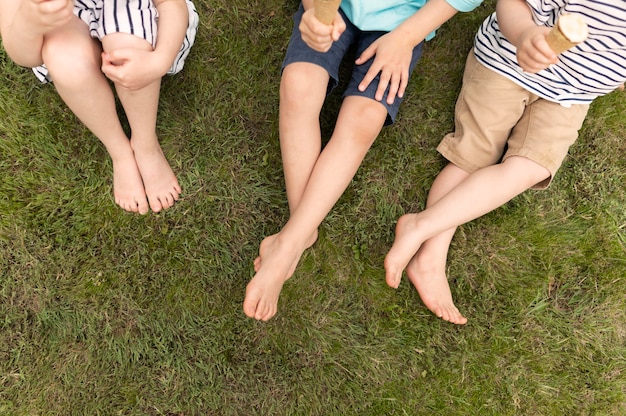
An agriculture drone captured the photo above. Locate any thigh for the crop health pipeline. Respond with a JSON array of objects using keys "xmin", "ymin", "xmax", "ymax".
[
  {"xmin": 505, "ymin": 99, "xmax": 589, "ymax": 188},
  {"xmin": 438, "ymin": 51, "xmax": 532, "ymax": 172},
  {"xmin": 343, "ymin": 31, "xmax": 423, "ymax": 126},
  {"xmin": 282, "ymin": 4, "xmax": 357, "ymax": 94}
]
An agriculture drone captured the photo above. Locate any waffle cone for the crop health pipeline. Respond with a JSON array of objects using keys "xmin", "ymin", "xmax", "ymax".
[
  {"xmin": 546, "ymin": 14, "xmax": 588, "ymax": 54},
  {"xmin": 314, "ymin": 0, "xmax": 341, "ymax": 25}
]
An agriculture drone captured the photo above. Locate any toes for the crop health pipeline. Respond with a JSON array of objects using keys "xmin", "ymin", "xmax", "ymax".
[
  {"xmin": 136, "ymin": 198, "xmax": 149, "ymax": 214},
  {"xmin": 385, "ymin": 271, "xmax": 401, "ymax": 289},
  {"xmin": 148, "ymin": 190, "xmax": 180, "ymax": 213},
  {"xmin": 243, "ymin": 297, "xmax": 258, "ymax": 319},
  {"xmin": 441, "ymin": 306, "xmax": 467, "ymax": 325},
  {"xmin": 258, "ymin": 302, "xmax": 276, "ymax": 321},
  {"xmin": 138, "ymin": 203, "xmax": 149, "ymax": 215},
  {"xmin": 255, "ymin": 304, "xmax": 268, "ymax": 321},
  {"xmin": 243, "ymin": 291, "xmax": 277, "ymax": 321},
  {"xmin": 148, "ymin": 196, "xmax": 164, "ymax": 213},
  {"xmin": 116, "ymin": 197, "xmax": 147, "ymax": 214}
]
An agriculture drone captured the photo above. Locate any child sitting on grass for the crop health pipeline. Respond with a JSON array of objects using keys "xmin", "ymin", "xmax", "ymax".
[
  {"xmin": 0, "ymin": 0, "xmax": 198, "ymax": 214},
  {"xmin": 384, "ymin": 0, "xmax": 626, "ymax": 324},
  {"xmin": 244, "ymin": 0, "xmax": 484, "ymax": 321}
]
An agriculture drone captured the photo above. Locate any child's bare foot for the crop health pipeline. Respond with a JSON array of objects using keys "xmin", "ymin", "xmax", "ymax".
[
  {"xmin": 253, "ymin": 230, "xmax": 318, "ymax": 272},
  {"xmin": 244, "ymin": 233, "xmax": 305, "ymax": 321},
  {"xmin": 406, "ymin": 252, "xmax": 467, "ymax": 324},
  {"xmin": 384, "ymin": 213, "xmax": 425, "ymax": 289},
  {"xmin": 132, "ymin": 137, "xmax": 181, "ymax": 213},
  {"xmin": 112, "ymin": 152, "xmax": 149, "ymax": 214}
]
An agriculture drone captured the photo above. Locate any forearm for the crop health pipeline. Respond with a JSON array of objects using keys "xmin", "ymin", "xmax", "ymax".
[
  {"xmin": 496, "ymin": 0, "xmax": 536, "ymax": 47},
  {"xmin": 152, "ymin": 0, "xmax": 189, "ymax": 72},
  {"xmin": 392, "ymin": 0, "xmax": 458, "ymax": 47}
]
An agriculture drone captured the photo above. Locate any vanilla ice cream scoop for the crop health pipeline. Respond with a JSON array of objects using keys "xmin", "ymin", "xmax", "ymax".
[{"xmin": 546, "ymin": 14, "xmax": 589, "ymax": 54}]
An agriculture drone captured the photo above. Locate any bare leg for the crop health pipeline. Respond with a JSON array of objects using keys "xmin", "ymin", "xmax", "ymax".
[
  {"xmin": 252, "ymin": 63, "xmax": 329, "ymax": 272},
  {"xmin": 406, "ymin": 163, "xmax": 469, "ymax": 324},
  {"xmin": 42, "ymin": 18, "xmax": 148, "ymax": 213},
  {"xmin": 385, "ymin": 156, "xmax": 551, "ymax": 321},
  {"xmin": 280, "ymin": 63, "xmax": 327, "ymax": 215},
  {"xmin": 244, "ymin": 93, "xmax": 388, "ymax": 320},
  {"xmin": 103, "ymin": 33, "xmax": 181, "ymax": 213}
]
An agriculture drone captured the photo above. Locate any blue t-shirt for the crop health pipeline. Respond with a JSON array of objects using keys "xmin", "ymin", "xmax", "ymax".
[{"xmin": 340, "ymin": 0, "xmax": 483, "ymax": 38}]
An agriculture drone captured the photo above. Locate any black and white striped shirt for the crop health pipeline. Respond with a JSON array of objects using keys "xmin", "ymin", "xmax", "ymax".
[{"xmin": 474, "ymin": 0, "xmax": 626, "ymax": 106}]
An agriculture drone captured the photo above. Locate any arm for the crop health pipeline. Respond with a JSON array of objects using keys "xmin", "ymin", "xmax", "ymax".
[
  {"xmin": 496, "ymin": 0, "xmax": 557, "ymax": 72},
  {"xmin": 150, "ymin": 0, "xmax": 189, "ymax": 72},
  {"xmin": 101, "ymin": 0, "xmax": 189, "ymax": 90},
  {"xmin": 358, "ymin": 0, "xmax": 459, "ymax": 104},
  {"xmin": 0, "ymin": 0, "xmax": 73, "ymax": 67}
]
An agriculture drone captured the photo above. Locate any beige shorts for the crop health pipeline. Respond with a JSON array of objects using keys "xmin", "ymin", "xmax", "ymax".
[{"xmin": 437, "ymin": 50, "xmax": 590, "ymax": 189}]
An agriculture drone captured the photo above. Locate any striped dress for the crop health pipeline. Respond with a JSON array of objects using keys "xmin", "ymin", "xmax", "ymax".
[
  {"xmin": 33, "ymin": 0, "xmax": 199, "ymax": 83},
  {"xmin": 474, "ymin": 0, "xmax": 626, "ymax": 106}
]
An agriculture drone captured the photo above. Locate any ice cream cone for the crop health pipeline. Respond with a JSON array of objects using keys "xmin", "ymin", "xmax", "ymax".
[
  {"xmin": 314, "ymin": 0, "xmax": 341, "ymax": 25},
  {"xmin": 546, "ymin": 14, "xmax": 588, "ymax": 54}
]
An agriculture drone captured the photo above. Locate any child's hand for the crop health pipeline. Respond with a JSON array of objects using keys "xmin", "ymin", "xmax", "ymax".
[
  {"xmin": 101, "ymin": 48, "xmax": 169, "ymax": 90},
  {"xmin": 299, "ymin": 8, "xmax": 345, "ymax": 52},
  {"xmin": 26, "ymin": 0, "xmax": 74, "ymax": 34},
  {"xmin": 515, "ymin": 26, "xmax": 558, "ymax": 73},
  {"xmin": 355, "ymin": 31, "xmax": 414, "ymax": 105}
]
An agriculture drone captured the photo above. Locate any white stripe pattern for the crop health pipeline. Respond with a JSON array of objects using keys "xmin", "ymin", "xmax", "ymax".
[
  {"xmin": 33, "ymin": 0, "xmax": 198, "ymax": 83},
  {"xmin": 474, "ymin": 0, "xmax": 626, "ymax": 106}
]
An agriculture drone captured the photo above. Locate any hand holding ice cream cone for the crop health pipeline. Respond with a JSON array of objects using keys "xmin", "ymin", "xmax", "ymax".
[{"xmin": 546, "ymin": 14, "xmax": 588, "ymax": 54}]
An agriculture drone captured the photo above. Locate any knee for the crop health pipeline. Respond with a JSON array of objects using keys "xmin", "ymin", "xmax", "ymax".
[
  {"xmin": 280, "ymin": 63, "xmax": 327, "ymax": 109},
  {"xmin": 350, "ymin": 98, "xmax": 387, "ymax": 129},
  {"xmin": 41, "ymin": 36, "xmax": 101, "ymax": 87},
  {"xmin": 335, "ymin": 97, "xmax": 387, "ymax": 145}
]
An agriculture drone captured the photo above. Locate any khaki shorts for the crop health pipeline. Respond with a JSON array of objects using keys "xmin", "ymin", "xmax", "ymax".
[{"xmin": 437, "ymin": 50, "xmax": 589, "ymax": 189}]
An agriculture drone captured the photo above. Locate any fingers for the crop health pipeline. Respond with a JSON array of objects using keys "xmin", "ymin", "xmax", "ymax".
[
  {"xmin": 374, "ymin": 68, "xmax": 391, "ymax": 102},
  {"xmin": 102, "ymin": 49, "xmax": 131, "ymax": 66},
  {"xmin": 331, "ymin": 15, "xmax": 346, "ymax": 41},
  {"xmin": 101, "ymin": 52, "xmax": 125, "ymax": 84},
  {"xmin": 518, "ymin": 50, "xmax": 558, "ymax": 72},
  {"xmin": 356, "ymin": 36, "xmax": 412, "ymax": 104},
  {"xmin": 357, "ymin": 65, "xmax": 378, "ymax": 95},
  {"xmin": 358, "ymin": 60, "xmax": 409, "ymax": 104},
  {"xmin": 527, "ymin": 40, "xmax": 557, "ymax": 69},
  {"xmin": 384, "ymin": 70, "xmax": 408, "ymax": 105},
  {"xmin": 516, "ymin": 28, "xmax": 559, "ymax": 73},
  {"xmin": 101, "ymin": 50, "xmax": 135, "ymax": 84},
  {"xmin": 300, "ymin": 9, "xmax": 346, "ymax": 53}
]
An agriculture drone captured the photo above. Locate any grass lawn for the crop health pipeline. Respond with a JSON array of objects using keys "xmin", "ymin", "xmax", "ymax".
[{"xmin": 1, "ymin": 0, "xmax": 625, "ymax": 414}]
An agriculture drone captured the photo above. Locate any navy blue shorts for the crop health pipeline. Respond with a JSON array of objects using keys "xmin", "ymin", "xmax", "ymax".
[{"xmin": 282, "ymin": 5, "xmax": 424, "ymax": 125}]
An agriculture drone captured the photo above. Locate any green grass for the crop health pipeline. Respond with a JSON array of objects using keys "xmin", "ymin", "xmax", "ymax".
[{"xmin": 1, "ymin": 1, "xmax": 625, "ymax": 414}]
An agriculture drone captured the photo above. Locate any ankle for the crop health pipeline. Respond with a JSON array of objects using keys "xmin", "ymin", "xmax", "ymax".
[{"xmin": 130, "ymin": 134, "xmax": 160, "ymax": 152}]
